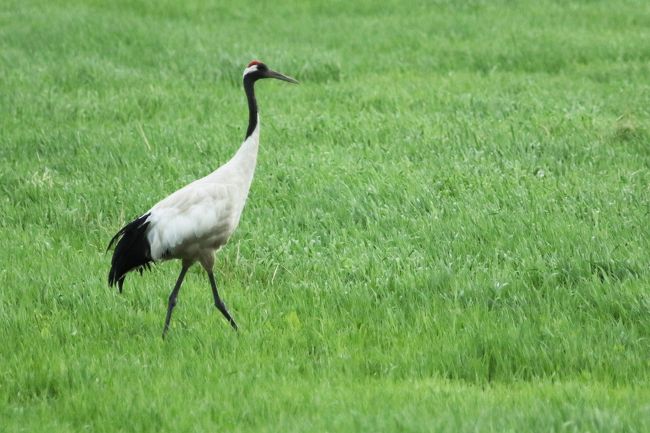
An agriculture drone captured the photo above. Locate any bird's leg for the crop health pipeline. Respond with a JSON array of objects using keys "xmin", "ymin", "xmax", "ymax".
[
  {"xmin": 162, "ymin": 263, "xmax": 190, "ymax": 338},
  {"xmin": 207, "ymin": 271, "xmax": 238, "ymax": 331}
]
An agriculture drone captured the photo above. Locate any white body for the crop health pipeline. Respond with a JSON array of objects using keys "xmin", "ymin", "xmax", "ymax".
[{"xmin": 145, "ymin": 120, "xmax": 260, "ymax": 262}]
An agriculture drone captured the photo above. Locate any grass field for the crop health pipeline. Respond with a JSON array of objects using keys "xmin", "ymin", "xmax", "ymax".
[{"xmin": 1, "ymin": 0, "xmax": 649, "ymax": 431}]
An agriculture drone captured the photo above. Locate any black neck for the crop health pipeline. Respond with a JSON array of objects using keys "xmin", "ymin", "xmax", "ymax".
[{"xmin": 243, "ymin": 76, "xmax": 258, "ymax": 139}]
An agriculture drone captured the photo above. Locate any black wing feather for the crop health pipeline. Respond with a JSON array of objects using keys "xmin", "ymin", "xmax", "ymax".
[{"xmin": 107, "ymin": 213, "xmax": 153, "ymax": 292}]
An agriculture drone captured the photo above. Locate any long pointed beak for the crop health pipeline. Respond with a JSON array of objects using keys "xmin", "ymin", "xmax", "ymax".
[{"xmin": 266, "ymin": 69, "xmax": 299, "ymax": 84}]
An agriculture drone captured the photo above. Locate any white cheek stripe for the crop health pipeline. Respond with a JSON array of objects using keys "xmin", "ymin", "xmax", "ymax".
[{"xmin": 243, "ymin": 65, "xmax": 259, "ymax": 77}]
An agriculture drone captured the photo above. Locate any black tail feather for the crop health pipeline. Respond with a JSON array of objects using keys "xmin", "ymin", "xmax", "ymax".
[{"xmin": 107, "ymin": 213, "xmax": 153, "ymax": 292}]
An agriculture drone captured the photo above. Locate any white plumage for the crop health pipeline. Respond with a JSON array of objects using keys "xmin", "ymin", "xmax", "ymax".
[
  {"xmin": 107, "ymin": 61, "xmax": 298, "ymax": 337},
  {"xmin": 147, "ymin": 124, "xmax": 259, "ymax": 262}
]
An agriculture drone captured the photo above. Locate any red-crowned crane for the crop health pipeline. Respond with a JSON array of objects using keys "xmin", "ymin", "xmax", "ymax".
[{"xmin": 107, "ymin": 61, "xmax": 298, "ymax": 337}]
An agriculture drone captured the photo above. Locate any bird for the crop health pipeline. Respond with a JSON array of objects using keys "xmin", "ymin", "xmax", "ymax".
[{"xmin": 107, "ymin": 60, "xmax": 298, "ymax": 337}]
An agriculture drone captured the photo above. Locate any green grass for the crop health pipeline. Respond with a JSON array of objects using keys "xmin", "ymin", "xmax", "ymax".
[{"xmin": 1, "ymin": 0, "xmax": 649, "ymax": 431}]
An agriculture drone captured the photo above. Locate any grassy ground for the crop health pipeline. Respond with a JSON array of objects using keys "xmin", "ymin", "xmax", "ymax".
[{"xmin": 1, "ymin": 0, "xmax": 649, "ymax": 431}]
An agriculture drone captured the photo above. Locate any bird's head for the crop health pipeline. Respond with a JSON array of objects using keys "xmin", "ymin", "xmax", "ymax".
[{"xmin": 243, "ymin": 60, "xmax": 299, "ymax": 84}]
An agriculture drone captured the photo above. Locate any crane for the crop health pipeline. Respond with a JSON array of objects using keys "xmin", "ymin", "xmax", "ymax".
[{"xmin": 107, "ymin": 60, "xmax": 298, "ymax": 337}]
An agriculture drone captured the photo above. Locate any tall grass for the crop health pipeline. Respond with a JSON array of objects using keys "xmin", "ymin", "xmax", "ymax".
[{"xmin": 1, "ymin": 0, "xmax": 648, "ymax": 431}]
